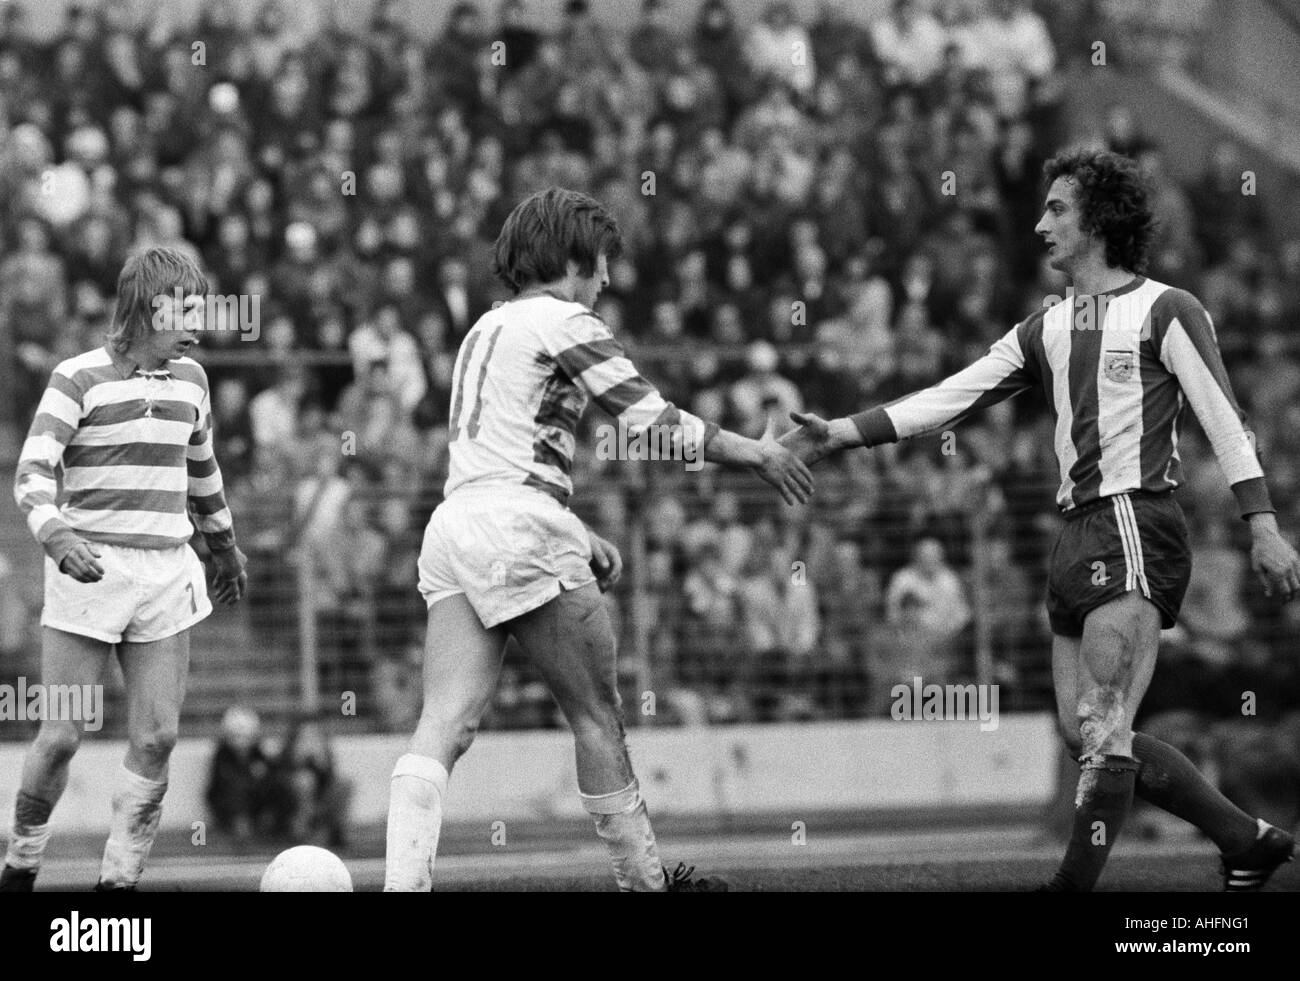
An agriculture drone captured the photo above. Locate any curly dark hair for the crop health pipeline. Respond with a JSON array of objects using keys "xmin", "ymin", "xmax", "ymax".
[{"xmin": 1041, "ymin": 149, "xmax": 1155, "ymax": 274}]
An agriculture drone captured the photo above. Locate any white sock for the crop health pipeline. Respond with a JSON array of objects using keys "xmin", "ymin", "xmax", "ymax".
[
  {"xmin": 581, "ymin": 780, "xmax": 665, "ymax": 892},
  {"xmin": 99, "ymin": 765, "xmax": 167, "ymax": 888},
  {"xmin": 5, "ymin": 791, "xmax": 54, "ymax": 871},
  {"xmin": 384, "ymin": 753, "xmax": 449, "ymax": 892}
]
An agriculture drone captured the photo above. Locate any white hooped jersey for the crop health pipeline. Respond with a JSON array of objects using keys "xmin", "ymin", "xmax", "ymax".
[{"xmin": 444, "ymin": 293, "xmax": 716, "ymax": 503}]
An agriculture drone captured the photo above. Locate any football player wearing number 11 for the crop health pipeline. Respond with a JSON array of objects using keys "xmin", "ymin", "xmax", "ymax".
[
  {"xmin": 783, "ymin": 150, "xmax": 1300, "ymax": 892},
  {"xmin": 3, "ymin": 248, "xmax": 248, "ymax": 893},
  {"xmin": 384, "ymin": 188, "xmax": 813, "ymax": 892}
]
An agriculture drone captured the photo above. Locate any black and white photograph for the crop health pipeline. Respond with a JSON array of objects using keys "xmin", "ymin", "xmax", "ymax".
[{"xmin": 1, "ymin": 0, "xmax": 1298, "ymax": 963}]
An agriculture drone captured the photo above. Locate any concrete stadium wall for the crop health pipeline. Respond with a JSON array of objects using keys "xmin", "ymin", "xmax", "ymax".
[
  {"xmin": 0, "ymin": 713, "xmax": 1057, "ymax": 833},
  {"xmin": 1202, "ymin": 0, "xmax": 1300, "ymax": 124}
]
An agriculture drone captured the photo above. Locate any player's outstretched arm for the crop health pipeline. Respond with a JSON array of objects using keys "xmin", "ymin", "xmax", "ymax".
[
  {"xmin": 1247, "ymin": 512, "xmax": 1300, "ymax": 603},
  {"xmin": 702, "ymin": 419, "xmax": 814, "ymax": 506},
  {"xmin": 780, "ymin": 324, "xmax": 1036, "ymax": 466},
  {"xmin": 547, "ymin": 310, "xmax": 813, "ymax": 504}
]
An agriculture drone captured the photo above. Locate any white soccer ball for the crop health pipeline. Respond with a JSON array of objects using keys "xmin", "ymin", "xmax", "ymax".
[{"xmin": 259, "ymin": 845, "xmax": 353, "ymax": 892}]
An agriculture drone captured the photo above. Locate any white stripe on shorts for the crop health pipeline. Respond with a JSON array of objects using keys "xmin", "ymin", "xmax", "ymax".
[{"xmin": 1113, "ymin": 494, "xmax": 1151, "ymax": 598}]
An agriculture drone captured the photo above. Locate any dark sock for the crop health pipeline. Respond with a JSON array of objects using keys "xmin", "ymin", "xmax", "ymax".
[
  {"xmin": 14, "ymin": 791, "xmax": 53, "ymax": 827},
  {"xmin": 1132, "ymin": 732, "xmax": 1258, "ymax": 855},
  {"xmin": 1049, "ymin": 755, "xmax": 1138, "ymax": 892}
]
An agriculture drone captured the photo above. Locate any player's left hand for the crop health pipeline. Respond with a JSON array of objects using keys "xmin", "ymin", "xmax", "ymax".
[
  {"xmin": 211, "ymin": 545, "xmax": 249, "ymax": 604},
  {"xmin": 588, "ymin": 532, "xmax": 622, "ymax": 593},
  {"xmin": 1250, "ymin": 522, "xmax": 1300, "ymax": 602}
]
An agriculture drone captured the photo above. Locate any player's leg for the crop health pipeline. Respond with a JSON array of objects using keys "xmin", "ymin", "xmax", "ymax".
[
  {"xmin": 1053, "ymin": 533, "xmax": 1289, "ymax": 891},
  {"xmin": 0, "ymin": 628, "xmax": 109, "ymax": 891},
  {"xmin": 1054, "ymin": 618, "xmax": 1292, "ymax": 890},
  {"xmin": 384, "ymin": 594, "xmax": 507, "ymax": 891},
  {"xmin": 1044, "ymin": 592, "xmax": 1157, "ymax": 891},
  {"xmin": 509, "ymin": 583, "xmax": 667, "ymax": 892},
  {"xmin": 97, "ymin": 631, "xmax": 190, "ymax": 889}
]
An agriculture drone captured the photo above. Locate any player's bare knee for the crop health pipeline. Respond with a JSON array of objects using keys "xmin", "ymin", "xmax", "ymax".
[
  {"xmin": 130, "ymin": 725, "xmax": 179, "ymax": 767},
  {"xmin": 34, "ymin": 722, "xmax": 82, "ymax": 766},
  {"xmin": 1076, "ymin": 685, "xmax": 1129, "ymax": 759}
]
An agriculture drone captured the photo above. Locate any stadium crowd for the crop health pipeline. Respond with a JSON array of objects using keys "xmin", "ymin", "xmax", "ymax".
[{"xmin": 1, "ymin": 0, "xmax": 1298, "ymax": 742}]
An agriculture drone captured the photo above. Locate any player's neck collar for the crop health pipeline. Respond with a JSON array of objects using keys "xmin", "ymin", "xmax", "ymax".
[
  {"xmin": 1070, "ymin": 274, "xmax": 1145, "ymax": 300},
  {"xmin": 513, "ymin": 286, "xmax": 571, "ymax": 303},
  {"xmin": 105, "ymin": 343, "xmax": 171, "ymax": 379}
]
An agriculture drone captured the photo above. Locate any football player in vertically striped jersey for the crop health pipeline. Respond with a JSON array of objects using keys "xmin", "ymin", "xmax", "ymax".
[{"xmin": 784, "ymin": 150, "xmax": 1300, "ymax": 891}]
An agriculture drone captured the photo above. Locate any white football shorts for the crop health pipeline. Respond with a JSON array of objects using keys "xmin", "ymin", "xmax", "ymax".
[
  {"xmin": 417, "ymin": 485, "xmax": 596, "ymax": 628},
  {"xmin": 43, "ymin": 542, "xmax": 212, "ymax": 644}
]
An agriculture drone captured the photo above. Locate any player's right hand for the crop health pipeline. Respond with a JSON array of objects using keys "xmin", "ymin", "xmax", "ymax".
[
  {"xmin": 754, "ymin": 420, "xmax": 814, "ymax": 506},
  {"xmin": 779, "ymin": 411, "xmax": 840, "ymax": 466},
  {"xmin": 59, "ymin": 541, "xmax": 105, "ymax": 583}
]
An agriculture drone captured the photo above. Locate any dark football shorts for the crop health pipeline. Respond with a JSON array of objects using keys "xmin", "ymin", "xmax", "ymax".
[{"xmin": 1046, "ymin": 490, "xmax": 1192, "ymax": 637}]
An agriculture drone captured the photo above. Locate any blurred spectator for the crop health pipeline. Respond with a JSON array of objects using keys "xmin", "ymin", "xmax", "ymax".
[
  {"xmin": 870, "ymin": 0, "xmax": 947, "ymax": 90},
  {"xmin": 206, "ymin": 706, "xmax": 276, "ymax": 845},
  {"xmin": 348, "ymin": 304, "xmax": 427, "ymax": 415},
  {"xmin": 498, "ymin": 0, "xmax": 541, "ymax": 76},
  {"xmin": 966, "ymin": 0, "xmax": 1055, "ymax": 121},
  {"xmin": 249, "ymin": 362, "xmax": 307, "ymax": 463},
  {"xmin": 307, "ymin": 488, "xmax": 386, "ymax": 694},
  {"xmin": 211, "ymin": 377, "xmax": 255, "ymax": 483},
  {"xmin": 744, "ymin": 1, "xmax": 816, "ymax": 99},
  {"xmin": 730, "ymin": 341, "xmax": 803, "ymax": 436},
  {"xmin": 1180, "ymin": 516, "xmax": 1251, "ymax": 667},
  {"xmin": 739, "ymin": 546, "xmax": 821, "ymax": 721},
  {"xmin": 271, "ymin": 716, "xmax": 353, "ymax": 848},
  {"xmin": 336, "ymin": 359, "xmax": 420, "ymax": 468},
  {"xmin": 976, "ymin": 536, "xmax": 1037, "ymax": 690},
  {"xmin": 1190, "ymin": 140, "xmax": 1266, "ymax": 269},
  {"xmin": 629, "ymin": 0, "xmax": 678, "ymax": 76},
  {"xmin": 884, "ymin": 537, "xmax": 972, "ymax": 681}
]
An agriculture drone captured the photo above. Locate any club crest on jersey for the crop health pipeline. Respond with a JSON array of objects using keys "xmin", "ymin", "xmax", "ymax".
[{"xmin": 1103, "ymin": 350, "xmax": 1135, "ymax": 383}]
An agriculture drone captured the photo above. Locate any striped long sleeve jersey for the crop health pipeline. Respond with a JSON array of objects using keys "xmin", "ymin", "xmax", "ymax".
[
  {"xmin": 14, "ymin": 346, "xmax": 237, "ymax": 564},
  {"xmin": 850, "ymin": 277, "xmax": 1272, "ymax": 516},
  {"xmin": 444, "ymin": 293, "xmax": 719, "ymax": 503}
]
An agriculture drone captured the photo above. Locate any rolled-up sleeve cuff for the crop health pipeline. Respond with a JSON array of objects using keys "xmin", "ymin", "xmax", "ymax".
[
  {"xmin": 1231, "ymin": 477, "xmax": 1274, "ymax": 518},
  {"xmin": 204, "ymin": 530, "xmax": 238, "ymax": 554},
  {"xmin": 848, "ymin": 406, "xmax": 898, "ymax": 447}
]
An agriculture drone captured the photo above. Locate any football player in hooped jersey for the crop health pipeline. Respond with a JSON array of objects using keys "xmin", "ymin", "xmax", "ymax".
[
  {"xmin": 3, "ymin": 248, "xmax": 247, "ymax": 892},
  {"xmin": 784, "ymin": 150, "xmax": 1300, "ymax": 891},
  {"xmin": 384, "ymin": 188, "xmax": 813, "ymax": 892}
]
